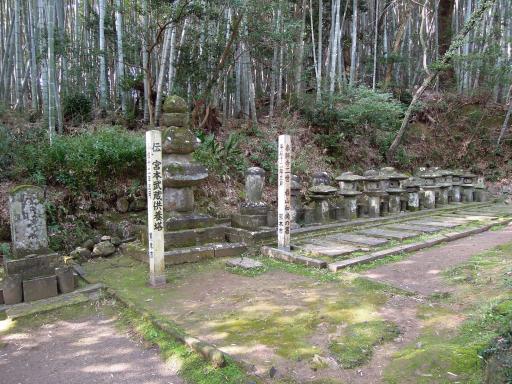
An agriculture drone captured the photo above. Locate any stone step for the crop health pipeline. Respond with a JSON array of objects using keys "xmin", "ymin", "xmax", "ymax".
[
  {"xmin": 296, "ymin": 241, "xmax": 359, "ymax": 257},
  {"xmin": 357, "ymin": 228, "xmax": 420, "ymax": 240},
  {"xmin": 407, "ymin": 219, "xmax": 460, "ymax": 228},
  {"xmin": 323, "ymin": 233, "xmax": 389, "ymax": 247},
  {"xmin": 385, "ymin": 223, "xmax": 443, "ymax": 233},
  {"xmin": 164, "ymin": 226, "xmax": 227, "ymax": 248},
  {"xmin": 164, "ymin": 242, "xmax": 247, "ymax": 265}
]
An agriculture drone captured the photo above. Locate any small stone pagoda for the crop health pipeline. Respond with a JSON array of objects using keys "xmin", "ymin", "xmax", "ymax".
[
  {"xmin": 308, "ymin": 172, "xmax": 337, "ymax": 223},
  {"xmin": 417, "ymin": 169, "xmax": 439, "ymax": 209},
  {"xmin": 461, "ymin": 171, "xmax": 477, "ymax": 203},
  {"xmin": 231, "ymin": 167, "xmax": 269, "ymax": 230},
  {"xmin": 451, "ymin": 169, "xmax": 463, "ymax": 203}
]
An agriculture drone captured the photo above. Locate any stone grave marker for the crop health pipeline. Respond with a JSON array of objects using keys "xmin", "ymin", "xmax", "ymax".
[
  {"xmin": 146, "ymin": 130, "xmax": 167, "ymax": 287},
  {"xmin": 9, "ymin": 186, "xmax": 50, "ymax": 258}
]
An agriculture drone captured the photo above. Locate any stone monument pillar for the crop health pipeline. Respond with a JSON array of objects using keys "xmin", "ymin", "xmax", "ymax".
[
  {"xmin": 335, "ymin": 172, "xmax": 364, "ymax": 220},
  {"xmin": 231, "ymin": 167, "xmax": 269, "ymax": 230},
  {"xmin": 161, "ymin": 96, "xmax": 211, "ymax": 230},
  {"xmin": 277, "ymin": 135, "xmax": 292, "ymax": 250}
]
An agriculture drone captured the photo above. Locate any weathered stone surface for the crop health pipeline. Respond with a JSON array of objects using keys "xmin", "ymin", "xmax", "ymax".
[
  {"xmin": 409, "ymin": 219, "xmax": 459, "ymax": 228},
  {"xmin": 325, "ymin": 233, "xmax": 389, "ymax": 246},
  {"xmin": 261, "ymin": 246, "xmax": 327, "ymax": 268},
  {"xmin": 162, "ymin": 95, "xmax": 188, "ymax": 113},
  {"xmin": 100, "ymin": 235, "xmax": 112, "ymax": 241},
  {"xmin": 23, "ymin": 275, "xmax": 58, "ymax": 302},
  {"xmin": 231, "ymin": 213, "xmax": 267, "ymax": 230},
  {"xmin": 92, "ymin": 241, "xmax": 116, "ymax": 257},
  {"xmin": 55, "ymin": 267, "xmax": 75, "ymax": 294},
  {"xmin": 4, "ymin": 253, "xmax": 61, "ymax": 280},
  {"xmin": 82, "ymin": 239, "xmax": 95, "ymax": 251},
  {"xmin": 8, "ymin": 185, "xmax": 50, "ymax": 258},
  {"xmin": 164, "ymin": 226, "xmax": 226, "ymax": 248},
  {"xmin": 162, "ymin": 126, "xmax": 199, "ymax": 154},
  {"xmin": 116, "ymin": 197, "xmax": 130, "ymax": 213},
  {"xmin": 160, "ymin": 112, "xmax": 188, "ymax": 127},
  {"xmin": 213, "ymin": 243, "xmax": 247, "ymax": 258},
  {"xmin": 358, "ymin": 228, "xmax": 420, "ymax": 240},
  {"xmin": 298, "ymin": 242, "xmax": 358, "ymax": 257},
  {"xmin": 129, "ymin": 198, "xmax": 147, "ymax": 212},
  {"xmin": 164, "ymin": 246, "xmax": 215, "ymax": 265},
  {"xmin": 386, "ymin": 223, "xmax": 443, "ymax": 233},
  {"xmin": 226, "ymin": 257, "xmax": 263, "ymax": 269},
  {"xmin": 165, "ymin": 213, "xmax": 215, "ymax": 231},
  {"xmin": 70, "ymin": 247, "xmax": 92, "ymax": 261},
  {"xmin": 3, "ymin": 274, "xmax": 23, "ymax": 305}
]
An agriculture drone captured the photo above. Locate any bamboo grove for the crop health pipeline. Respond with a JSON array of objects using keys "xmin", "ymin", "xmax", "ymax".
[{"xmin": 0, "ymin": 0, "xmax": 510, "ymax": 141}]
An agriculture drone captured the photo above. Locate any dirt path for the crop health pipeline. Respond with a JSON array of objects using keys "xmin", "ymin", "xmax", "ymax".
[
  {"xmin": 361, "ymin": 224, "xmax": 512, "ymax": 295},
  {"xmin": 0, "ymin": 312, "xmax": 184, "ymax": 384}
]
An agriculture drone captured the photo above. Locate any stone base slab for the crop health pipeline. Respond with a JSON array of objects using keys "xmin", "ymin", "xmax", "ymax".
[
  {"xmin": 163, "ymin": 226, "xmax": 226, "ymax": 248},
  {"xmin": 231, "ymin": 213, "xmax": 268, "ymax": 230},
  {"xmin": 226, "ymin": 257, "xmax": 263, "ymax": 269},
  {"xmin": 165, "ymin": 214, "xmax": 215, "ymax": 231},
  {"xmin": 4, "ymin": 253, "xmax": 62, "ymax": 280},
  {"xmin": 261, "ymin": 246, "xmax": 327, "ymax": 269},
  {"xmin": 23, "ymin": 275, "xmax": 58, "ymax": 302}
]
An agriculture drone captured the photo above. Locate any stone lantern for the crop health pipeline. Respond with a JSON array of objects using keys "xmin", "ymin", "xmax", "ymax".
[
  {"xmin": 308, "ymin": 184, "xmax": 338, "ymax": 223},
  {"xmin": 381, "ymin": 167, "xmax": 408, "ymax": 215},
  {"xmin": 417, "ymin": 169, "xmax": 439, "ymax": 209},
  {"xmin": 474, "ymin": 176, "xmax": 488, "ymax": 202},
  {"xmin": 451, "ymin": 169, "xmax": 463, "ymax": 203},
  {"xmin": 362, "ymin": 170, "xmax": 388, "ymax": 218},
  {"xmin": 335, "ymin": 172, "xmax": 364, "ymax": 220},
  {"xmin": 461, "ymin": 171, "xmax": 477, "ymax": 203},
  {"xmin": 434, "ymin": 169, "xmax": 452, "ymax": 206},
  {"xmin": 402, "ymin": 177, "xmax": 423, "ymax": 211}
]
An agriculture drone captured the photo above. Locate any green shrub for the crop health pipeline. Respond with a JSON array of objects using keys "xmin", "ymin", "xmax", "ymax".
[
  {"xmin": 194, "ymin": 132, "xmax": 247, "ymax": 177},
  {"xmin": 13, "ymin": 127, "xmax": 145, "ymax": 191},
  {"xmin": 0, "ymin": 125, "xmax": 13, "ymax": 177},
  {"xmin": 63, "ymin": 93, "xmax": 92, "ymax": 123},
  {"xmin": 298, "ymin": 86, "xmax": 404, "ymax": 156}
]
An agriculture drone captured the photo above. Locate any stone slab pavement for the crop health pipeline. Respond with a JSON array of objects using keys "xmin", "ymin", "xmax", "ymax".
[
  {"xmin": 0, "ymin": 313, "xmax": 184, "ymax": 384},
  {"xmin": 361, "ymin": 224, "xmax": 512, "ymax": 296}
]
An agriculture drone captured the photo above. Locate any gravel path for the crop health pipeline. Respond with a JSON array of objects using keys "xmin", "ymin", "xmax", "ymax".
[
  {"xmin": 362, "ymin": 224, "xmax": 512, "ymax": 295},
  {"xmin": 0, "ymin": 312, "xmax": 184, "ymax": 384}
]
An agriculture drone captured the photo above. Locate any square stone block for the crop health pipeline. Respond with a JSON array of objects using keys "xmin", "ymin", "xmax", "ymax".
[
  {"xmin": 4, "ymin": 253, "xmax": 62, "ymax": 280},
  {"xmin": 23, "ymin": 275, "xmax": 58, "ymax": 302},
  {"xmin": 231, "ymin": 214, "xmax": 267, "ymax": 230}
]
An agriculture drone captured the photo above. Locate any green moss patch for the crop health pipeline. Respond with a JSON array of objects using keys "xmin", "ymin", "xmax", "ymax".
[{"xmin": 329, "ymin": 320, "xmax": 400, "ymax": 368}]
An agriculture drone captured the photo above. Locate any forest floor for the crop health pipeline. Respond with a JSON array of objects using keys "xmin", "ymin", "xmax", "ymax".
[{"xmin": 81, "ymin": 224, "xmax": 512, "ymax": 384}]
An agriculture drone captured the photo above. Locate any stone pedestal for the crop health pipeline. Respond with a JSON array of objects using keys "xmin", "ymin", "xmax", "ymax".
[
  {"xmin": 232, "ymin": 167, "xmax": 269, "ymax": 230},
  {"xmin": 450, "ymin": 170, "xmax": 463, "ymax": 203},
  {"xmin": 418, "ymin": 170, "xmax": 440, "ymax": 209},
  {"xmin": 423, "ymin": 188, "xmax": 437, "ymax": 209},
  {"xmin": 402, "ymin": 177, "xmax": 422, "ymax": 211},
  {"xmin": 474, "ymin": 177, "xmax": 488, "ymax": 202},
  {"xmin": 367, "ymin": 193, "xmax": 382, "ymax": 218}
]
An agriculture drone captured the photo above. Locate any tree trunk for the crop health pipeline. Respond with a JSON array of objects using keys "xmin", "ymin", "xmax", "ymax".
[
  {"xmin": 98, "ymin": 0, "xmax": 107, "ymax": 110},
  {"xmin": 115, "ymin": 0, "xmax": 126, "ymax": 114},
  {"xmin": 387, "ymin": 0, "xmax": 497, "ymax": 160},
  {"xmin": 349, "ymin": 0, "xmax": 358, "ymax": 86},
  {"xmin": 496, "ymin": 84, "xmax": 512, "ymax": 147},
  {"xmin": 438, "ymin": 0, "xmax": 456, "ymax": 88}
]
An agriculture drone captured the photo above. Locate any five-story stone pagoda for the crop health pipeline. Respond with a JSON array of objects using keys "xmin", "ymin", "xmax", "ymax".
[{"xmin": 129, "ymin": 96, "xmax": 247, "ymax": 265}]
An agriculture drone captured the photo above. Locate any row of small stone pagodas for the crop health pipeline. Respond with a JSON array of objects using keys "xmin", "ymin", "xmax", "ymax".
[{"xmin": 231, "ymin": 166, "xmax": 488, "ymax": 230}]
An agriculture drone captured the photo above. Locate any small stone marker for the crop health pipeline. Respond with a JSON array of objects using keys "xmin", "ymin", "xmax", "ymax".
[
  {"xmin": 226, "ymin": 257, "xmax": 263, "ymax": 270},
  {"xmin": 8, "ymin": 186, "xmax": 50, "ymax": 258},
  {"xmin": 146, "ymin": 130, "xmax": 166, "ymax": 287},
  {"xmin": 278, "ymin": 135, "xmax": 292, "ymax": 250}
]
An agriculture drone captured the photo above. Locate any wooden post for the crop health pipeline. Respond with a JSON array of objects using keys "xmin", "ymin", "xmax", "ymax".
[
  {"xmin": 146, "ymin": 130, "xmax": 166, "ymax": 287},
  {"xmin": 278, "ymin": 135, "xmax": 291, "ymax": 250}
]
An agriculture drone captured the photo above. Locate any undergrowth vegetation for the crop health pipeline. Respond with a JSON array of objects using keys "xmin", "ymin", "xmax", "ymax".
[{"xmin": 1, "ymin": 126, "xmax": 145, "ymax": 191}]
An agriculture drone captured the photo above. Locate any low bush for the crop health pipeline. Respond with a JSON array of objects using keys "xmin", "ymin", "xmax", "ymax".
[
  {"xmin": 11, "ymin": 126, "xmax": 145, "ymax": 192},
  {"xmin": 63, "ymin": 93, "xmax": 92, "ymax": 124}
]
